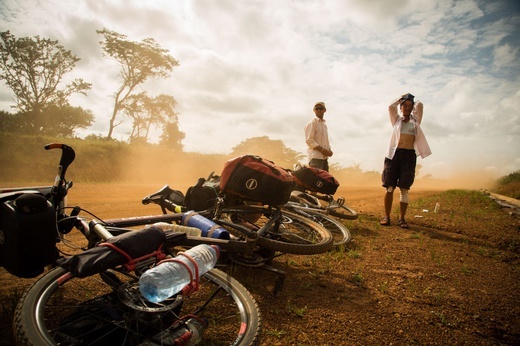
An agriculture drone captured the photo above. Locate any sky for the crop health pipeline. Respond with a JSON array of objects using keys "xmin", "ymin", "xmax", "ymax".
[{"xmin": 0, "ymin": 0, "xmax": 519, "ymax": 181}]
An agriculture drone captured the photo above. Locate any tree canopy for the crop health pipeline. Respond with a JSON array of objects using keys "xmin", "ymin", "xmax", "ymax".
[
  {"xmin": 97, "ymin": 29, "xmax": 179, "ymax": 139},
  {"xmin": 230, "ymin": 136, "xmax": 305, "ymax": 169},
  {"xmin": 0, "ymin": 31, "xmax": 92, "ymax": 135}
]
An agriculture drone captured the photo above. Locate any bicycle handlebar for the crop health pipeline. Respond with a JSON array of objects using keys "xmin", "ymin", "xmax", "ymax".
[
  {"xmin": 45, "ymin": 143, "xmax": 75, "ymax": 183},
  {"xmin": 142, "ymin": 185, "xmax": 184, "ymax": 213}
]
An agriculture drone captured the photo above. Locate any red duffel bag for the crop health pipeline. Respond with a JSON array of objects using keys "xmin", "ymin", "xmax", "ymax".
[
  {"xmin": 220, "ymin": 155, "xmax": 295, "ymax": 205},
  {"xmin": 292, "ymin": 165, "xmax": 340, "ymax": 195}
]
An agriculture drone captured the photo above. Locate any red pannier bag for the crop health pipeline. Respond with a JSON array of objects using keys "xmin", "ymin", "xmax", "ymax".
[
  {"xmin": 292, "ymin": 165, "xmax": 340, "ymax": 195},
  {"xmin": 220, "ymin": 155, "xmax": 295, "ymax": 205}
]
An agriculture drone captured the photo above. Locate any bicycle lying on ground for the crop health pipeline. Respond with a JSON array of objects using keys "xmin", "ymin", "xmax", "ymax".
[
  {"xmin": 142, "ymin": 176, "xmax": 334, "ymax": 259},
  {"xmin": 0, "ymin": 144, "xmax": 262, "ymax": 346}
]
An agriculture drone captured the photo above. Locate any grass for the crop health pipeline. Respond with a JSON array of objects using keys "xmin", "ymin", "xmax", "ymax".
[
  {"xmin": 430, "ymin": 250, "xmax": 448, "ymax": 266},
  {"xmin": 265, "ymin": 329, "xmax": 287, "ymax": 338},
  {"xmin": 492, "ymin": 170, "xmax": 520, "ymax": 199},
  {"xmin": 460, "ymin": 265, "xmax": 477, "ymax": 275}
]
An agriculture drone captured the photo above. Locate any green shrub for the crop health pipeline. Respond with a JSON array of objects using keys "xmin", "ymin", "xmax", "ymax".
[{"xmin": 492, "ymin": 170, "xmax": 520, "ymax": 199}]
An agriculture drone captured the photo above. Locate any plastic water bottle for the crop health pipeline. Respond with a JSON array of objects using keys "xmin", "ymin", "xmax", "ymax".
[
  {"xmin": 149, "ymin": 222, "xmax": 203, "ymax": 237},
  {"xmin": 181, "ymin": 211, "xmax": 230, "ymax": 239},
  {"xmin": 139, "ymin": 244, "xmax": 220, "ymax": 303}
]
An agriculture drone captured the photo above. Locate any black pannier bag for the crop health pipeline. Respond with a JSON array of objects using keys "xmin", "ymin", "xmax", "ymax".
[
  {"xmin": 292, "ymin": 165, "xmax": 340, "ymax": 195},
  {"xmin": 0, "ymin": 192, "xmax": 58, "ymax": 278},
  {"xmin": 184, "ymin": 177, "xmax": 221, "ymax": 211},
  {"xmin": 56, "ymin": 226, "xmax": 176, "ymax": 278},
  {"xmin": 220, "ymin": 155, "xmax": 295, "ymax": 205}
]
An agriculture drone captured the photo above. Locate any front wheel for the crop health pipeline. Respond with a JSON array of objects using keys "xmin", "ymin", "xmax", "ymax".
[
  {"xmin": 221, "ymin": 205, "xmax": 333, "ymax": 255},
  {"xmin": 14, "ymin": 266, "xmax": 262, "ymax": 346},
  {"xmin": 287, "ymin": 208, "xmax": 351, "ymax": 246},
  {"xmin": 327, "ymin": 200, "xmax": 359, "ymax": 220}
]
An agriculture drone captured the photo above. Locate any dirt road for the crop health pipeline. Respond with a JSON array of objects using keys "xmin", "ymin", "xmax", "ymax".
[{"xmin": 1, "ymin": 184, "xmax": 519, "ymax": 345}]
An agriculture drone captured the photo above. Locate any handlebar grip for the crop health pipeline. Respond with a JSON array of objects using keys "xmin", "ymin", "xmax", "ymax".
[{"xmin": 45, "ymin": 143, "xmax": 64, "ymax": 150}]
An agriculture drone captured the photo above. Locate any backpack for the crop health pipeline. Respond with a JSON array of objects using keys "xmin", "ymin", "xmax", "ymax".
[
  {"xmin": 184, "ymin": 177, "xmax": 221, "ymax": 211},
  {"xmin": 292, "ymin": 165, "xmax": 340, "ymax": 195},
  {"xmin": 220, "ymin": 155, "xmax": 295, "ymax": 205}
]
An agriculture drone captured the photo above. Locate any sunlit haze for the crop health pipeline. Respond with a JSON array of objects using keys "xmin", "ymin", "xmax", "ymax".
[{"xmin": 0, "ymin": 0, "xmax": 519, "ymax": 182}]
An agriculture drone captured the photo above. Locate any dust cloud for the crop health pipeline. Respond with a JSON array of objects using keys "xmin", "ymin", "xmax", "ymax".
[
  {"xmin": 116, "ymin": 149, "xmax": 496, "ymax": 193},
  {"xmin": 3, "ymin": 147, "xmax": 497, "ymax": 194},
  {"xmin": 117, "ymin": 150, "xmax": 230, "ymax": 193}
]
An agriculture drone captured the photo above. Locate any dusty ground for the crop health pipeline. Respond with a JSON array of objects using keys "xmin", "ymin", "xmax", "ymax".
[{"xmin": 1, "ymin": 183, "xmax": 519, "ymax": 345}]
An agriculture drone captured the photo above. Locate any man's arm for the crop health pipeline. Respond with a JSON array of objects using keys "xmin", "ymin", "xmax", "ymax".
[{"xmin": 305, "ymin": 121, "xmax": 319, "ymax": 149}]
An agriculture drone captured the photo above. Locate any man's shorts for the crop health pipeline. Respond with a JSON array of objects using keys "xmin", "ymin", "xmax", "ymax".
[
  {"xmin": 381, "ymin": 149, "xmax": 417, "ymax": 190},
  {"xmin": 309, "ymin": 158, "xmax": 329, "ymax": 172}
]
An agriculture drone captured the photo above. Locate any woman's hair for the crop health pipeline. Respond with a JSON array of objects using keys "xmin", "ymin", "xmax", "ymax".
[{"xmin": 400, "ymin": 93, "xmax": 415, "ymax": 106}]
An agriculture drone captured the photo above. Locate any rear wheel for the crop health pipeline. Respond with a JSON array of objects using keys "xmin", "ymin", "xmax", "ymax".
[
  {"xmin": 14, "ymin": 266, "xmax": 262, "ymax": 346},
  {"xmin": 220, "ymin": 205, "xmax": 333, "ymax": 255}
]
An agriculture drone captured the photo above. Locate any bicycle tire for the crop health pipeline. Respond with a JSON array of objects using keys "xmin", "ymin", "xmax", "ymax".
[
  {"xmin": 290, "ymin": 193, "xmax": 358, "ymax": 220},
  {"xmin": 285, "ymin": 206, "xmax": 351, "ymax": 246},
  {"xmin": 220, "ymin": 205, "xmax": 333, "ymax": 255},
  {"xmin": 327, "ymin": 202, "xmax": 359, "ymax": 220},
  {"xmin": 13, "ymin": 266, "xmax": 262, "ymax": 346}
]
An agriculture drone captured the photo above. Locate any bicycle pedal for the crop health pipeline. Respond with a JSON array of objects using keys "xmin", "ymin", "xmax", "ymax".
[{"xmin": 337, "ymin": 197, "xmax": 345, "ymax": 206}]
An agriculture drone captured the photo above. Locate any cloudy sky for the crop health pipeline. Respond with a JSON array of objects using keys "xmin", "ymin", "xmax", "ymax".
[{"xmin": 1, "ymin": 0, "xmax": 519, "ymax": 180}]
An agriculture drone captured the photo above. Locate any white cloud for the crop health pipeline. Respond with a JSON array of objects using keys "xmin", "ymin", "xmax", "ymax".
[{"xmin": 493, "ymin": 43, "xmax": 518, "ymax": 68}]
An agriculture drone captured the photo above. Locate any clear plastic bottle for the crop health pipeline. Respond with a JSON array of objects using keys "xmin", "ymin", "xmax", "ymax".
[
  {"xmin": 139, "ymin": 244, "xmax": 220, "ymax": 303},
  {"xmin": 181, "ymin": 211, "xmax": 230, "ymax": 239}
]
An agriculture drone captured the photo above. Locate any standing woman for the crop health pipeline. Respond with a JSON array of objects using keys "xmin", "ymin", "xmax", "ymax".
[{"xmin": 380, "ymin": 93, "xmax": 431, "ymax": 228}]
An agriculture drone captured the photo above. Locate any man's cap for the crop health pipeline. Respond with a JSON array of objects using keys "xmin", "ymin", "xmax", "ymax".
[{"xmin": 314, "ymin": 102, "xmax": 326, "ymax": 109}]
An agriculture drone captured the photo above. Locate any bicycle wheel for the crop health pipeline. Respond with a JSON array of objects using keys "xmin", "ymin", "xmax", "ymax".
[
  {"xmin": 327, "ymin": 201, "xmax": 359, "ymax": 220},
  {"xmin": 14, "ymin": 266, "xmax": 262, "ymax": 346},
  {"xmin": 221, "ymin": 205, "xmax": 333, "ymax": 255},
  {"xmin": 286, "ymin": 207, "xmax": 351, "ymax": 246}
]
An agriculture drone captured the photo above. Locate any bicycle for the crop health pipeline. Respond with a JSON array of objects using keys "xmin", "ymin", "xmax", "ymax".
[
  {"xmin": 267, "ymin": 163, "xmax": 358, "ymax": 247},
  {"xmin": 1, "ymin": 144, "xmax": 262, "ymax": 346},
  {"xmin": 142, "ymin": 176, "xmax": 334, "ymax": 258}
]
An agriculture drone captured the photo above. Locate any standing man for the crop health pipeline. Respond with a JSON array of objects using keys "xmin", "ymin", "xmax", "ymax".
[
  {"xmin": 305, "ymin": 102, "xmax": 333, "ymax": 172},
  {"xmin": 380, "ymin": 93, "xmax": 431, "ymax": 228}
]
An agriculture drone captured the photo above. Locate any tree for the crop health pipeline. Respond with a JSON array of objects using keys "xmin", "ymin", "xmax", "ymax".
[
  {"xmin": 97, "ymin": 29, "xmax": 179, "ymax": 139},
  {"xmin": 121, "ymin": 92, "xmax": 180, "ymax": 142},
  {"xmin": 0, "ymin": 110, "xmax": 19, "ymax": 132},
  {"xmin": 230, "ymin": 136, "xmax": 305, "ymax": 168},
  {"xmin": 0, "ymin": 31, "xmax": 91, "ymax": 133},
  {"xmin": 160, "ymin": 121, "xmax": 185, "ymax": 151},
  {"xmin": 39, "ymin": 105, "xmax": 94, "ymax": 137}
]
